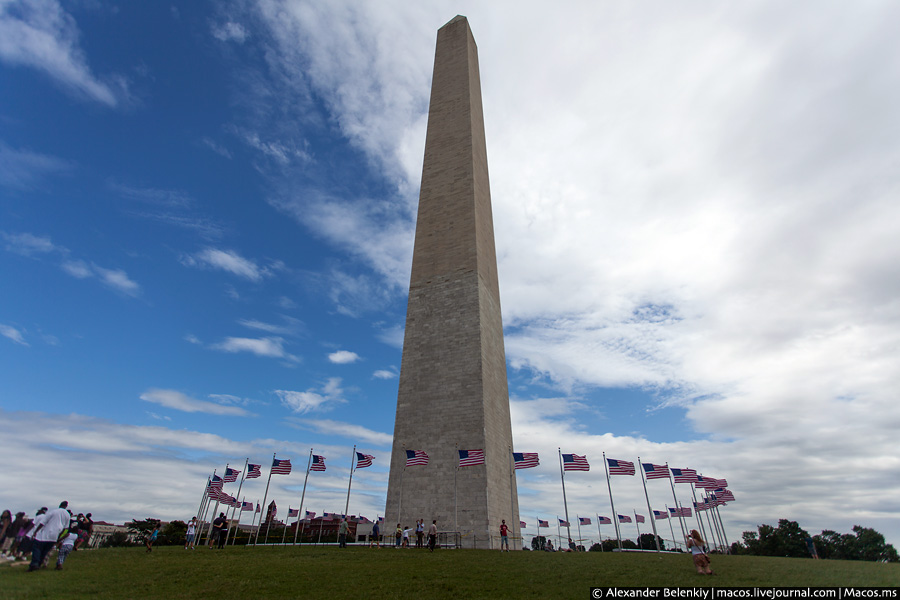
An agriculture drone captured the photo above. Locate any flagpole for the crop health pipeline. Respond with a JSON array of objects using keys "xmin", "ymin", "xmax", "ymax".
[
  {"xmin": 689, "ymin": 483, "xmax": 708, "ymax": 548},
  {"xmin": 557, "ymin": 449, "xmax": 572, "ymax": 544},
  {"xmin": 576, "ymin": 516, "xmax": 582, "ymax": 549},
  {"xmin": 226, "ymin": 458, "xmax": 249, "ymax": 545},
  {"xmin": 596, "ymin": 516, "xmax": 604, "ymax": 552},
  {"xmin": 195, "ymin": 477, "xmax": 211, "ymax": 540},
  {"xmin": 454, "ymin": 443, "xmax": 459, "ymax": 536},
  {"xmin": 281, "ymin": 506, "xmax": 290, "ymax": 545},
  {"xmin": 398, "ymin": 445, "xmax": 405, "ymax": 526},
  {"xmin": 344, "ymin": 445, "xmax": 356, "ymax": 517},
  {"xmin": 602, "ymin": 452, "xmax": 622, "ymax": 550},
  {"xmin": 664, "ymin": 505, "xmax": 678, "ymax": 549},
  {"xmin": 508, "ymin": 445, "xmax": 516, "ymax": 551},
  {"xmin": 294, "ymin": 449, "xmax": 313, "ymax": 545},
  {"xmin": 665, "ymin": 467, "xmax": 688, "ymax": 546},
  {"xmin": 715, "ymin": 501, "xmax": 730, "ymax": 551},
  {"xmin": 232, "ymin": 496, "xmax": 245, "ymax": 545},
  {"xmin": 556, "ymin": 516, "xmax": 561, "ymax": 549},
  {"xmin": 634, "ymin": 510, "xmax": 643, "ymax": 545},
  {"xmin": 254, "ymin": 453, "xmax": 276, "ymax": 546},
  {"xmin": 205, "ymin": 466, "xmax": 224, "ymax": 547},
  {"xmin": 637, "ymin": 457, "xmax": 661, "ymax": 552},
  {"xmin": 706, "ymin": 493, "xmax": 723, "ymax": 551}
]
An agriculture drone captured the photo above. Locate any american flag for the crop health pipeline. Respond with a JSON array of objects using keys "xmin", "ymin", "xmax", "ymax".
[
  {"xmin": 669, "ymin": 506, "xmax": 692, "ymax": 517},
  {"xmin": 355, "ymin": 452, "xmax": 374, "ymax": 468},
  {"xmin": 224, "ymin": 467, "xmax": 240, "ymax": 483},
  {"xmin": 559, "ymin": 518, "xmax": 570, "ymax": 527},
  {"xmin": 310, "ymin": 455, "xmax": 326, "ymax": 472},
  {"xmin": 357, "ymin": 516, "xmax": 372, "ymax": 524},
  {"xmin": 288, "ymin": 509, "xmax": 299, "ymax": 518},
  {"xmin": 578, "ymin": 517, "xmax": 591, "ymax": 525},
  {"xmin": 606, "ymin": 458, "xmax": 635, "ymax": 476},
  {"xmin": 652, "ymin": 510, "xmax": 668, "ymax": 520},
  {"xmin": 635, "ymin": 514, "xmax": 646, "ymax": 523},
  {"xmin": 520, "ymin": 521, "xmax": 526, "ymax": 529},
  {"xmin": 714, "ymin": 478, "xmax": 728, "ymax": 488},
  {"xmin": 618, "ymin": 514, "xmax": 632, "ymax": 523},
  {"xmin": 716, "ymin": 489, "xmax": 735, "ymax": 503},
  {"xmin": 271, "ymin": 458, "xmax": 292, "ymax": 475},
  {"xmin": 209, "ymin": 475, "xmax": 224, "ymax": 489},
  {"xmin": 672, "ymin": 468, "xmax": 698, "ymax": 484},
  {"xmin": 241, "ymin": 501, "xmax": 254, "ymax": 511},
  {"xmin": 405, "ymin": 450, "xmax": 429, "ymax": 466},
  {"xmin": 641, "ymin": 463, "xmax": 670, "ymax": 480},
  {"xmin": 305, "ymin": 510, "xmax": 316, "ymax": 520},
  {"xmin": 513, "ymin": 452, "xmax": 539, "ymax": 469},
  {"xmin": 538, "ymin": 519, "xmax": 549, "ymax": 528},
  {"xmin": 694, "ymin": 500, "xmax": 708, "ymax": 511},
  {"xmin": 255, "ymin": 503, "xmax": 261, "ymax": 513},
  {"xmin": 696, "ymin": 475, "xmax": 718, "ymax": 489},
  {"xmin": 598, "ymin": 516, "xmax": 612, "ymax": 524},
  {"xmin": 246, "ymin": 464, "xmax": 262, "ymax": 479},
  {"xmin": 458, "ymin": 449, "xmax": 485, "ymax": 467},
  {"xmin": 562, "ymin": 454, "xmax": 590, "ymax": 471}
]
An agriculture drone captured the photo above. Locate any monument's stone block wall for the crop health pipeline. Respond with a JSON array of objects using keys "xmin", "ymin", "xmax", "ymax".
[{"xmin": 384, "ymin": 15, "xmax": 520, "ymax": 549}]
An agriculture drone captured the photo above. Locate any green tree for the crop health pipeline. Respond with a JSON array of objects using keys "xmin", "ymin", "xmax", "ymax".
[
  {"xmin": 100, "ymin": 531, "xmax": 134, "ymax": 548},
  {"xmin": 851, "ymin": 526, "xmax": 898, "ymax": 562},
  {"xmin": 161, "ymin": 520, "xmax": 187, "ymax": 546},
  {"xmin": 531, "ymin": 535, "xmax": 547, "ymax": 551},
  {"xmin": 637, "ymin": 533, "xmax": 666, "ymax": 551},
  {"xmin": 127, "ymin": 518, "xmax": 160, "ymax": 543},
  {"xmin": 741, "ymin": 520, "xmax": 809, "ymax": 557}
]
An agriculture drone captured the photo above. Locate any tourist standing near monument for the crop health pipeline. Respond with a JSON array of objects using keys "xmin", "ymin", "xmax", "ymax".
[
  {"xmin": 369, "ymin": 520, "xmax": 380, "ymax": 548},
  {"xmin": 415, "ymin": 519, "xmax": 424, "ymax": 548},
  {"xmin": 212, "ymin": 513, "xmax": 228, "ymax": 549},
  {"xmin": 686, "ymin": 530, "xmax": 714, "ymax": 575},
  {"xmin": 428, "ymin": 520, "xmax": 437, "ymax": 552},
  {"xmin": 499, "ymin": 520, "xmax": 509, "ymax": 551}
]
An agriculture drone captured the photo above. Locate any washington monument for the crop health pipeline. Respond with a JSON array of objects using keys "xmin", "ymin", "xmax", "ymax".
[{"xmin": 384, "ymin": 16, "xmax": 520, "ymax": 549}]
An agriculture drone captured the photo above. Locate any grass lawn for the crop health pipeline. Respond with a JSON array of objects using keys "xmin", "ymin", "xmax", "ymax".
[{"xmin": 2, "ymin": 545, "xmax": 898, "ymax": 599}]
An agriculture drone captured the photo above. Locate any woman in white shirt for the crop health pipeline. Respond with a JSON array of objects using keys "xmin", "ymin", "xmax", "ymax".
[{"xmin": 686, "ymin": 530, "xmax": 714, "ymax": 575}]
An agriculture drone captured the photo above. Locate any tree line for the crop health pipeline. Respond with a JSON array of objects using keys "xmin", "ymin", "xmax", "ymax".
[{"xmin": 732, "ymin": 519, "xmax": 898, "ymax": 562}]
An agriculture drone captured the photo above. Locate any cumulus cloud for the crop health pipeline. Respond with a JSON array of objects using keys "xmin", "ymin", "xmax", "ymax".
[
  {"xmin": 275, "ymin": 378, "xmax": 346, "ymax": 414},
  {"xmin": 328, "ymin": 350, "xmax": 359, "ymax": 364},
  {"xmin": 210, "ymin": 336, "xmax": 299, "ymax": 363},
  {"xmin": 182, "ymin": 248, "xmax": 272, "ymax": 282},
  {"xmin": 372, "ymin": 369, "xmax": 397, "ymax": 380},
  {"xmin": 140, "ymin": 388, "xmax": 251, "ymax": 416},
  {"xmin": 0, "ymin": 0, "xmax": 127, "ymax": 106},
  {"xmin": 0, "ymin": 324, "xmax": 28, "ymax": 346},
  {"xmin": 211, "ymin": 21, "xmax": 249, "ymax": 44},
  {"xmin": 2, "ymin": 231, "xmax": 56, "ymax": 255}
]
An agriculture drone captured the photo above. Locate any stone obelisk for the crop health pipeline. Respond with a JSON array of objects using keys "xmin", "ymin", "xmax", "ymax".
[{"xmin": 384, "ymin": 15, "xmax": 519, "ymax": 550}]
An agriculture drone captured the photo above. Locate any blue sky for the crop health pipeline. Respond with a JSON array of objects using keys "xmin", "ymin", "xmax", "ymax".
[{"xmin": 2, "ymin": 0, "xmax": 900, "ymax": 549}]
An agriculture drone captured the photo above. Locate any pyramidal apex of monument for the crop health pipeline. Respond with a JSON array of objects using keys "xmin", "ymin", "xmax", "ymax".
[{"xmin": 444, "ymin": 15, "xmax": 468, "ymax": 28}]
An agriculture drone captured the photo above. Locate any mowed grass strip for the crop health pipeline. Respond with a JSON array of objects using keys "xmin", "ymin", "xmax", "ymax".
[{"xmin": 2, "ymin": 546, "xmax": 898, "ymax": 599}]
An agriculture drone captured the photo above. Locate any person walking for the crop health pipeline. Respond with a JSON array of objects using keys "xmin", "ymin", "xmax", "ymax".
[
  {"xmin": 499, "ymin": 520, "xmax": 510, "ymax": 551},
  {"xmin": 29, "ymin": 502, "xmax": 69, "ymax": 572},
  {"xmin": 338, "ymin": 518, "xmax": 349, "ymax": 548},
  {"xmin": 369, "ymin": 520, "xmax": 380, "ymax": 548},
  {"xmin": 686, "ymin": 530, "xmax": 714, "ymax": 575},
  {"xmin": 145, "ymin": 524, "xmax": 160, "ymax": 553},
  {"xmin": 395, "ymin": 524, "xmax": 402, "ymax": 548},
  {"xmin": 56, "ymin": 530, "xmax": 78, "ymax": 569},
  {"xmin": 428, "ymin": 520, "xmax": 437, "ymax": 552},
  {"xmin": 185, "ymin": 517, "xmax": 197, "ymax": 549}
]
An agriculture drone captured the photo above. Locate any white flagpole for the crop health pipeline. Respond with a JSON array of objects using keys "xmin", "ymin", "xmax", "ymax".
[
  {"xmin": 602, "ymin": 452, "xmax": 622, "ymax": 550},
  {"xmin": 665, "ymin": 467, "xmax": 688, "ymax": 546},
  {"xmin": 637, "ymin": 457, "xmax": 661, "ymax": 552},
  {"xmin": 634, "ymin": 510, "xmax": 642, "ymax": 544},
  {"xmin": 576, "ymin": 516, "xmax": 582, "ymax": 549},
  {"xmin": 509, "ymin": 445, "xmax": 516, "ymax": 550},
  {"xmin": 556, "ymin": 516, "xmax": 561, "ymax": 549},
  {"xmin": 454, "ymin": 444, "xmax": 459, "ymax": 535},
  {"xmin": 664, "ymin": 505, "xmax": 678, "ymax": 549},
  {"xmin": 226, "ymin": 458, "xmax": 249, "ymax": 545},
  {"xmin": 596, "ymin": 516, "xmax": 604, "ymax": 552},
  {"xmin": 254, "ymin": 453, "xmax": 276, "ymax": 546},
  {"xmin": 714, "ymin": 500, "xmax": 730, "ymax": 551},
  {"xmin": 344, "ymin": 445, "xmax": 356, "ymax": 517},
  {"xmin": 194, "ymin": 477, "xmax": 210, "ymax": 538},
  {"xmin": 294, "ymin": 449, "xmax": 313, "ymax": 545},
  {"xmin": 557, "ymin": 449, "xmax": 572, "ymax": 544},
  {"xmin": 281, "ymin": 506, "xmax": 290, "ymax": 545},
  {"xmin": 398, "ymin": 445, "xmax": 405, "ymax": 526},
  {"xmin": 205, "ymin": 466, "xmax": 223, "ymax": 547},
  {"xmin": 689, "ymin": 483, "xmax": 709, "ymax": 548}
]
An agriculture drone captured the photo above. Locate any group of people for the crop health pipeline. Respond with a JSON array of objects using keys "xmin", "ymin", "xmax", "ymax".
[
  {"xmin": 0, "ymin": 501, "xmax": 93, "ymax": 571},
  {"xmin": 386, "ymin": 519, "xmax": 438, "ymax": 551}
]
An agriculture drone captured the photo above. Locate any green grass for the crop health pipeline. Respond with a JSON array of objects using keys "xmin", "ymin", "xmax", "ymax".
[{"xmin": 2, "ymin": 546, "xmax": 898, "ymax": 599}]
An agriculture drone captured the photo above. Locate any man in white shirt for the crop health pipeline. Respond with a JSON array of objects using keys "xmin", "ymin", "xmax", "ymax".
[{"xmin": 29, "ymin": 501, "xmax": 70, "ymax": 572}]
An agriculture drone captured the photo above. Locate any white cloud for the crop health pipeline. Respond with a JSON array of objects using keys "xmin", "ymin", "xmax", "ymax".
[
  {"xmin": 92, "ymin": 265, "xmax": 141, "ymax": 296},
  {"xmin": 0, "ymin": 324, "xmax": 28, "ymax": 346},
  {"xmin": 182, "ymin": 248, "xmax": 271, "ymax": 282},
  {"xmin": 328, "ymin": 350, "xmax": 359, "ymax": 364},
  {"xmin": 237, "ymin": 316, "xmax": 304, "ymax": 336},
  {"xmin": 2, "ymin": 231, "xmax": 56, "ymax": 255},
  {"xmin": 140, "ymin": 388, "xmax": 250, "ymax": 416},
  {"xmin": 0, "ymin": 141, "xmax": 73, "ymax": 190},
  {"xmin": 0, "ymin": 0, "xmax": 127, "ymax": 106},
  {"xmin": 275, "ymin": 378, "xmax": 346, "ymax": 414},
  {"xmin": 289, "ymin": 418, "xmax": 392, "ymax": 447},
  {"xmin": 210, "ymin": 336, "xmax": 299, "ymax": 363},
  {"xmin": 212, "ymin": 21, "xmax": 248, "ymax": 44},
  {"xmin": 372, "ymin": 369, "xmax": 397, "ymax": 380}
]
